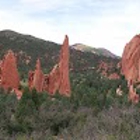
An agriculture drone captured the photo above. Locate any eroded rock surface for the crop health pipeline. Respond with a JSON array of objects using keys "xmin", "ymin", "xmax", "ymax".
[
  {"xmin": 58, "ymin": 35, "xmax": 71, "ymax": 96},
  {"xmin": 28, "ymin": 59, "xmax": 44, "ymax": 92},
  {"xmin": 121, "ymin": 35, "xmax": 140, "ymax": 103},
  {"xmin": 1, "ymin": 50, "xmax": 20, "ymax": 90},
  {"xmin": 48, "ymin": 64, "xmax": 60, "ymax": 95}
]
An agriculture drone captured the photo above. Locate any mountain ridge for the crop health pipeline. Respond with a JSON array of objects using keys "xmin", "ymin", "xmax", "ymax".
[
  {"xmin": 0, "ymin": 29, "xmax": 120, "ymax": 79},
  {"xmin": 0, "ymin": 30, "xmax": 118, "ymax": 58},
  {"xmin": 71, "ymin": 43, "xmax": 119, "ymax": 59}
]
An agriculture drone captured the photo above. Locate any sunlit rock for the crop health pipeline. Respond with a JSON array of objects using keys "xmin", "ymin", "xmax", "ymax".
[
  {"xmin": 121, "ymin": 35, "xmax": 140, "ymax": 103},
  {"xmin": 28, "ymin": 59, "xmax": 44, "ymax": 92},
  {"xmin": 58, "ymin": 35, "xmax": 71, "ymax": 96},
  {"xmin": 1, "ymin": 50, "xmax": 20, "ymax": 90}
]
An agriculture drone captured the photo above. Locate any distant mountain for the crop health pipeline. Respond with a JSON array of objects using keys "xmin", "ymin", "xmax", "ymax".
[
  {"xmin": 0, "ymin": 30, "xmax": 120, "ymax": 79},
  {"xmin": 71, "ymin": 43, "xmax": 119, "ymax": 58}
]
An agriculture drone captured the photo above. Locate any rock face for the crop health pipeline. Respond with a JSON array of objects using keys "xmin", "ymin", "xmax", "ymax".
[
  {"xmin": 58, "ymin": 35, "xmax": 71, "ymax": 96},
  {"xmin": 122, "ymin": 35, "xmax": 140, "ymax": 85},
  {"xmin": 47, "ymin": 35, "xmax": 71, "ymax": 96},
  {"xmin": 121, "ymin": 35, "xmax": 140, "ymax": 103},
  {"xmin": 1, "ymin": 50, "xmax": 20, "ymax": 90},
  {"xmin": 28, "ymin": 59, "xmax": 44, "ymax": 92},
  {"xmin": 48, "ymin": 64, "xmax": 60, "ymax": 95}
]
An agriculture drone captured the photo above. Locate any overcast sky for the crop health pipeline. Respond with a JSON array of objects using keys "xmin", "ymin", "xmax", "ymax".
[{"xmin": 0, "ymin": 0, "xmax": 140, "ymax": 56}]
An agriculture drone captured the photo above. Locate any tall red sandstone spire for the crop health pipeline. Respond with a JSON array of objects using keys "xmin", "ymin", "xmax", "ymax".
[
  {"xmin": 59, "ymin": 35, "xmax": 71, "ymax": 96},
  {"xmin": 48, "ymin": 64, "xmax": 60, "ymax": 95},
  {"xmin": 28, "ymin": 59, "xmax": 44, "ymax": 92},
  {"xmin": 1, "ymin": 50, "xmax": 20, "ymax": 90}
]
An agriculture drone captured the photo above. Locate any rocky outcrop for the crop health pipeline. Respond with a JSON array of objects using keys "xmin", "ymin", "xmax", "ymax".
[
  {"xmin": 47, "ymin": 64, "xmax": 60, "ymax": 95},
  {"xmin": 58, "ymin": 35, "xmax": 71, "ymax": 96},
  {"xmin": 1, "ymin": 50, "xmax": 20, "ymax": 90},
  {"xmin": 47, "ymin": 35, "xmax": 70, "ymax": 96},
  {"xmin": 128, "ymin": 84, "xmax": 139, "ymax": 104},
  {"xmin": 28, "ymin": 59, "xmax": 44, "ymax": 92},
  {"xmin": 121, "ymin": 35, "xmax": 140, "ymax": 103},
  {"xmin": 121, "ymin": 35, "xmax": 140, "ymax": 85}
]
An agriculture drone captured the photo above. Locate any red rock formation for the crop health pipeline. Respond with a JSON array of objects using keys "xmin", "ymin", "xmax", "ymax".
[
  {"xmin": 1, "ymin": 50, "xmax": 20, "ymax": 90},
  {"xmin": 45, "ymin": 35, "xmax": 71, "ymax": 96},
  {"xmin": 121, "ymin": 35, "xmax": 140, "ymax": 103},
  {"xmin": 33, "ymin": 59, "xmax": 44, "ymax": 92},
  {"xmin": 58, "ymin": 35, "xmax": 71, "ymax": 96},
  {"xmin": 128, "ymin": 84, "xmax": 139, "ymax": 104},
  {"xmin": 28, "ymin": 59, "xmax": 44, "ymax": 92},
  {"xmin": 28, "ymin": 71, "xmax": 35, "ymax": 90},
  {"xmin": 122, "ymin": 35, "xmax": 140, "ymax": 84},
  {"xmin": 47, "ymin": 64, "xmax": 60, "ymax": 95}
]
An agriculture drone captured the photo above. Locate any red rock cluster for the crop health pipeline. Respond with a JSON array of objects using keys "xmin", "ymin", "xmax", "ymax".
[
  {"xmin": 58, "ymin": 35, "xmax": 71, "ymax": 96},
  {"xmin": 0, "ymin": 35, "xmax": 71, "ymax": 99},
  {"xmin": 28, "ymin": 35, "xmax": 71, "ymax": 96},
  {"xmin": 47, "ymin": 64, "xmax": 60, "ymax": 94},
  {"xmin": 121, "ymin": 35, "xmax": 140, "ymax": 103}
]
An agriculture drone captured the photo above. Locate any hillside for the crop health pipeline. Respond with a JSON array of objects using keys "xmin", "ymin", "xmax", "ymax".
[
  {"xmin": 0, "ymin": 30, "xmax": 60, "ymax": 70},
  {"xmin": 71, "ymin": 43, "xmax": 119, "ymax": 58},
  {"xmin": 0, "ymin": 30, "xmax": 132, "ymax": 139},
  {"xmin": 0, "ymin": 30, "xmax": 121, "ymax": 85}
]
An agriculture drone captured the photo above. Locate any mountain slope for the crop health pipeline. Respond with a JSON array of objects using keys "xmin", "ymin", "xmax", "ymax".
[
  {"xmin": 0, "ymin": 30, "xmax": 120, "ymax": 79},
  {"xmin": 0, "ymin": 30, "xmax": 60, "ymax": 70},
  {"xmin": 71, "ymin": 43, "xmax": 119, "ymax": 58}
]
